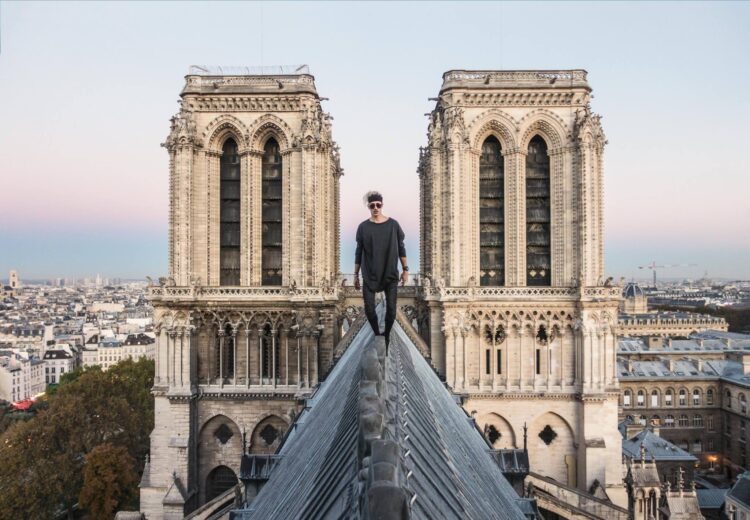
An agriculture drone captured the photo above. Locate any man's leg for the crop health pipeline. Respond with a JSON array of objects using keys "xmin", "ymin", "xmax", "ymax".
[
  {"xmin": 383, "ymin": 281, "xmax": 398, "ymax": 348},
  {"xmin": 362, "ymin": 283, "xmax": 381, "ymax": 336}
]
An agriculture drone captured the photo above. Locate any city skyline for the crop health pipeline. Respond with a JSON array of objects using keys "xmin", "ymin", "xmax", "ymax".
[{"xmin": 1, "ymin": 1, "xmax": 749, "ymax": 280}]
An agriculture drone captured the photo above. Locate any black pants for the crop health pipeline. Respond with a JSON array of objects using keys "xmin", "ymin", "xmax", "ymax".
[{"xmin": 362, "ymin": 281, "xmax": 398, "ymax": 344}]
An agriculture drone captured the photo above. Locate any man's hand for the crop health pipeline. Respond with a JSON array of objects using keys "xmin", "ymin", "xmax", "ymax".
[
  {"xmin": 400, "ymin": 270, "xmax": 408, "ymax": 286},
  {"xmin": 354, "ymin": 276, "xmax": 361, "ymax": 290}
]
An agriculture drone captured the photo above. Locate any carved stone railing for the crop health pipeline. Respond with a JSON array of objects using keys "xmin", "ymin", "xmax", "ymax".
[
  {"xmin": 442, "ymin": 70, "xmax": 589, "ymax": 89},
  {"xmin": 147, "ymin": 285, "xmax": 337, "ymax": 302},
  {"xmin": 422, "ymin": 286, "xmax": 605, "ymax": 300}
]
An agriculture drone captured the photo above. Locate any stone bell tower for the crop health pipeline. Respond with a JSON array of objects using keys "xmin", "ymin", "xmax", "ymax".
[
  {"xmin": 140, "ymin": 66, "xmax": 343, "ymax": 519},
  {"xmin": 417, "ymin": 70, "xmax": 626, "ymax": 506}
]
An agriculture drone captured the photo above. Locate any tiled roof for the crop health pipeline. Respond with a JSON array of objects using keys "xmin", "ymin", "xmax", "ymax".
[
  {"xmin": 622, "ymin": 429, "xmax": 697, "ymax": 462},
  {"xmin": 696, "ymin": 488, "xmax": 728, "ymax": 509},
  {"xmin": 231, "ymin": 307, "xmax": 527, "ymax": 519},
  {"xmin": 727, "ymin": 471, "xmax": 750, "ymax": 509}
]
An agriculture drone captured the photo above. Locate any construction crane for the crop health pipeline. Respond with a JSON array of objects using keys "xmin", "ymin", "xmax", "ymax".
[{"xmin": 638, "ymin": 262, "xmax": 698, "ymax": 288}]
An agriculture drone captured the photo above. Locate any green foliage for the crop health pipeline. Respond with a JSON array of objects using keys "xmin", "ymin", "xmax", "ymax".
[
  {"xmin": 79, "ymin": 443, "xmax": 138, "ymax": 518},
  {"xmin": 0, "ymin": 358, "xmax": 154, "ymax": 520}
]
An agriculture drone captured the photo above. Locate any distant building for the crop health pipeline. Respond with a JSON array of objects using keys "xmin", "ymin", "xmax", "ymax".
[
  {"xmin": 618, "ymin": 282, "xmax": 727, "ymax": 337},
  {"xmin": 0, "ymin": 350, "xmax": 44, "ymax": 402},
  {"xmin": 618, "ymin": 331, "xmax": 750, "ymax": 479},
  {"xmin": 726, "ymin": 470, "xmax": 750, "ymax": 519},
  {"xmin": 82, "ymin": 333, "xmax": 155, "ymax": 370},
  {"xmin": 43, "ymin": 346, "xmax": 76, "ymax": 385},
  {"xmin": 9, "ymin": 270, "xmax": 19, "ymax": 290}
]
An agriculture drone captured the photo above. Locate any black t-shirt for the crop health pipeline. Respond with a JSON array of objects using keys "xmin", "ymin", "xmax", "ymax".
[{"xmin": 355, "ymin": 218, "xmax": 406, "ymax": 291}]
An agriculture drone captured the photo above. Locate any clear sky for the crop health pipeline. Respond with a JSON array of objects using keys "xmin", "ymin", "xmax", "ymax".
[{"xmin": 1, "ymin": 1, "xmax": 748, "ymax": 281}]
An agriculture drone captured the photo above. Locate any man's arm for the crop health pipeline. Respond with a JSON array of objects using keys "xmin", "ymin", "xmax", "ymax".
[
  {"xmin": 354, "ymin": 224, "xmax": 362, "ymax": 289},
  {"xmin": 397, "ymin": 222, "xmax": 408, "ymax": 285}
]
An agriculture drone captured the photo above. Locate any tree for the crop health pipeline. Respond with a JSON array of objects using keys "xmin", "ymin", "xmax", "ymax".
[
  {"xmin": 79, "ymin": 443, "xmax": 138, "ymax": 518},
  {"xmin": 0, "ymin": 358, "xmax": 154, "ymax": 519}
]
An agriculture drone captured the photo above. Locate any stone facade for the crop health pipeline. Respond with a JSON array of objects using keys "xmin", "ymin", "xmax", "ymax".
[
  {"xmin": 415, "ymin": 70, "xmax": 626, "ymax": 505},
  {"xmin": 140, "ymin": 66, "xmax": 344, "ymax": 519},
  {"xmin": 619, "ymin": 340, "xmax": 750, "ymax": 480}
]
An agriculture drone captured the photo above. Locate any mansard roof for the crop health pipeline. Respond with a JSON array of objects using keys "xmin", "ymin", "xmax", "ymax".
[
  {"xmin": 622, "ymin": 429, "xmax": 697, "ymax": 463},
  {"xmin": 231, "ymin": 309, "xmax": 527, "ymax": 519}
]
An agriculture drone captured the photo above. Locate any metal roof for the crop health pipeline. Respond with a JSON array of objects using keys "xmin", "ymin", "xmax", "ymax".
[{"xmin": 232, "ymin": 306, "xmax": 527, "ymax": 519}]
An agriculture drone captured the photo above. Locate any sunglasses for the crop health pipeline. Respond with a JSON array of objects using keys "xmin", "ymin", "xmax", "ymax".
[{"xmin": 368, "ymin": 202, "xmax": 382, "ymax": 209}]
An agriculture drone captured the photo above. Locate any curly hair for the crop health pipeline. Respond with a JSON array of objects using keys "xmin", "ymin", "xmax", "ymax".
[{"xmin": 363, "ymin": 190, "xmax": 383, "ymax": 207}]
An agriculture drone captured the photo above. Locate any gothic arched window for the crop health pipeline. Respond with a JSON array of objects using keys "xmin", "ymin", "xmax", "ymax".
[
  {"xmin": 525, "ymin": 135, "xmax": 551, "ymax": 286},
  {"xmin": 262, "ymin": 138, "xmax": 283, "ymax": 285},
  {"xmin": 220, "ymin": 138, "xmax": 241, "ymax": 285},
  {"xmin": 479, "ymin": 136, "xmax": 504, "ymax": 286},
  {"xmin": 206, "ymin": 465, "xmax": 237, "ymax": 502}
]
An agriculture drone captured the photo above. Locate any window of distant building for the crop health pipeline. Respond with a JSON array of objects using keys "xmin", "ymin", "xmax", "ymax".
[
  {"xmin": 726, "ymin": 420, "xmax": 732, "ymax": 435},
  {"xmin": 623, "ymin": 390, "xmax": 632, "ymax": 407},
  {"xmin": 665, "ymin": 415, "xmax": 675, "ymax": 427},
  {"xmin": 707, "ymin": 438, "xmax": 714, "ymax": 451},
  {"xmin": 726, "ymin": 390, "xmax": 732, "ymax": 409},
  {"xmin": 692, "ymin": 439, "xmax": 702, "ymax": 453},
  {"xmin": 651, "ymin": 390, "xmax": 659, "ymax": 408},
  {"xmin": 479, "ymin": 136, "xmax": 505, "ymax": 286},
  {"xmin": 261, "ymin": 138, "xmax": 283, "ymax": 286},
  {"xmin": 742, "ymin": 421, "xmax": 747, "ymax": 442},
  {"xmin": 651, "ymin": 415, "xmax": 661, "ymax": 426},
  {"xmin": 707, "ymin": 388, "xmax": 714, "ymax": 405},
  {"xmin": 741, "ymin": 394, "xmax": 747, "ymax": 415},
  {"xmin": 707, "ymin": 415, "xmax": 714, "ymax": 432},
  {"xmin": 693, "ymin": 414, "xmax": 703, "ymax": 428},
  {"xmin": 220, "ymin": 138, "xmax": 241, "ymax": 286},
  {"xmin": 637, "ymin": 390, "xmax": 645, "ymax": 407},
  {"xmin": 525, "ymin": 135, "xmax": 551, "ymax": 286},
  {"xmin": 693, "ymin": 388, "xmax": 701, "ymax": 406},
  {"xmin": 666, "ymin": 390, "xmax": 673, "ymax": 406},
  {"xmin": 679, "ymin": 389, "xmax": 687, "ymax": 407},
  {"xmin": 678, "ymin": 414, "xmax": 689, "ymax": 427}
]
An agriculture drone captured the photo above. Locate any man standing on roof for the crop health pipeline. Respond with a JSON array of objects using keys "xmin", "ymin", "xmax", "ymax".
[{"xmin": 354, "ymin": 191, "xmax": 409, "ymax": 349}]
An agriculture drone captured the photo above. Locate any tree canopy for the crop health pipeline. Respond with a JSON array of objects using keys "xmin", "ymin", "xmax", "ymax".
[{"xmin": 0, "ymin": 358, "xmax": 154, "ymax": 519}]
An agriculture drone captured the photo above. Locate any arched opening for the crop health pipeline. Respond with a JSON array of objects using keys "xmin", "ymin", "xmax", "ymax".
[
  {"xmin": 479, "ymin": 135, "xmax": 504, "ymax": 286},
  {"xmin": 221, "ymin": 324, "xmax": 235, "ymax": 383},
  {"xmin": 261, "ymin": 138, "xmax": 283, "ymax": 285},
  {"xmin": 250, "ymin": 415, "xmax": 288, "ymax": 454},
  {"xmin": 478, "ymin": 413, "xmax": 516, "ymax": 449},
  {"xmin": 525, "ymin": 135, "xmax": 550, "ymax": 286},
  {"xmin": 205, "ymin": 465, "xmax": 237, "ymax": 502},
  {"xmin": 220, "ymin": 138, "xmax": 241, "ymax": 285},
  {"xmin": 260, "ymin": 324, "xmax": 281, "ymax": 383},
  {"xmin": 529, "ymin": 412, "xmax": 576, "ymax": 485},
  {"xmin": 651, "ymin": 389, "xmax": 660, "ymax": 407}
]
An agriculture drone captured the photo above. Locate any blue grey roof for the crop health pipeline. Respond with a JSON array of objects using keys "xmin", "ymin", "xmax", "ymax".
[
  {"xmin": 232, "ymin": 307, "xmax": 526, "ymax": 519},
  {"xmin": 696, "ymin": 488, "xmax": 727, "ymax": 509},
  {"xmin": 623, "ymin": 282, "xmax": 645, "ymax": 299},
  {"xmin": 727, "ymin": 472, "xmax": 750, "ymax": 509},
  {"xmin": 622, "ymin": 429, "xmax": 697, "ymax": 462}
]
